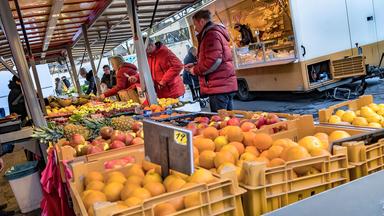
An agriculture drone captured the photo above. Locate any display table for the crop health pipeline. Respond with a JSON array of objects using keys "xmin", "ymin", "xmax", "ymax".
[{"xmin": 0, "ymin": 127, "xmax": 46, "ymax": 160}]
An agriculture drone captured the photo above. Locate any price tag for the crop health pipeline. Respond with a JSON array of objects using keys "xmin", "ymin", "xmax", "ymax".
[{"xmin": 174, "ymin": 130, "xmax": 187, "ymax": 145}]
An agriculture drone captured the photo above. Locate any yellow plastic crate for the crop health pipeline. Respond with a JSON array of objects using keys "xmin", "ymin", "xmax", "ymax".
[
  {"xmin": 342, "ymin": 139, "xmax": 384, "ymax": 180},
  {"xmin": 68, "ymin": 146, "xmax": 245, "ymax": 216}
]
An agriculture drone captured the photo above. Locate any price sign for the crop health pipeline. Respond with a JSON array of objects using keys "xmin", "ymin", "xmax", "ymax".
[{"xmin": 174, "ymin": 131, "xmax": 187, "ymax": 145}]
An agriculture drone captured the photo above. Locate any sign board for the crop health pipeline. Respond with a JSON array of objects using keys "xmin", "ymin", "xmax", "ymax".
[{"xmin": 143, "ymin": 119, "xmax": 194, "ymax": 177}]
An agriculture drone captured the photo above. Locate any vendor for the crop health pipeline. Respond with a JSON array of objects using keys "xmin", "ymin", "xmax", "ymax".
[
  {"xmin": 101, "ymin": 65, "xmax": 116, "ymax": 91},
  {"xmin": 145, "ymin": 38, "xmax": 185, "ymax": 99},
  {"xmin": 99, "ymin": 56, "xmax": 139, "ymax": 100},
  {"xmin": 79, "ymin": 68, "xmax": 97, "ymax": 95},
  {"xmin": 234, "ymin": 23, "xmax": 255, "ymax": 46}
]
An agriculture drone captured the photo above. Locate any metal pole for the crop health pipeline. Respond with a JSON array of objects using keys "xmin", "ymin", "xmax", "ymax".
[
  {"xmin": 125, "ymin": 0, "xmax": 157, "ymax": 104},
  {"xmin": 0, "ymin": 57, "xmax": 18, "ymax": 77},
  {"xmin": 0, "ymin": 0, "xmax": 46, "ymax": 127},
  {"xmin": 30, "ymin": 57, "xmax": 47, "ymax": 115},
  {"xmin": 66, "ymin": 47, "xmax": 82, "ymax": 95},
  {"xmin": 82, "ymin": 24, "xmax": 101, "ymax": 95},
  {"xmin": 96, "ymin": 31, "xmax": 109, "ymax": 73}
]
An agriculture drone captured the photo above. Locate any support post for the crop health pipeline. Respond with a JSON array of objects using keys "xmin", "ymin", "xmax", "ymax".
[
  {"xmin": 66, "ymin": 47, "xmax": 82, "ymax": 95},
  {"xmin": 29, "ymin": 57, "xmax": 47, "ymax": 115},
  {"xmin": 0, "ymin": 57, "xmax": 18, "ymax": 77},
  {"xmin": 125, "ymin": 0, "xmax": 157, "ymax": 105},
  {"xmin": 82, "ymin": 24, "xmax": 101, "ymax": 95},
  {"xmin": 0, "ymin": 0, "xmax": 46, "ymax": 127}
]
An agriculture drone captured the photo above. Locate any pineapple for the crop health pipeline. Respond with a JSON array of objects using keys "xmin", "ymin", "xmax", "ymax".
[
  {"xmin": 64, "ymin": 124, "xmax": 90, "ymax": 140},
  {"xmin": 111, "ymin": 116, "xmax": 134, "ymax": 131},
  {"xmin": 82, "ymin": 117, "xmax": 111, "ymax": 140}
]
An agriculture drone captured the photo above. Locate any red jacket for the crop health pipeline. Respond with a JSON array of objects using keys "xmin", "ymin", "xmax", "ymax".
[
  {"xmin": 104, "ymin": 63, "xmax": 139, "ymax": 97},
  {"xmin": 194, "ymin": 22, "xmax": 238, "ymax": 95},
  {"xmin": 147, "ymin": 44, "xmax": 185, "ymax": 98}
]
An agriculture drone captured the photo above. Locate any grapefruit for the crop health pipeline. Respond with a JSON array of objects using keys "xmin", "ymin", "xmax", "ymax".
[
  {"xmin": 298, "ymin": 136, "xmax": 323, "ymax": 151},
  {"xmin": 226, "ymin": 126, "xmax": 244, "ymax": 142},
  {"xmin": 203, "ymin": 126, "xmax": 219, "ymax": 140},
  {"xmin": 281, "ymin": 146, "xmax": 311, "ymax": 162},
  {"xmin": 214, "ymin": 151, "xmax": 235, "ymax": 168},
  {"xmin": 144, "ymin": 182, "xmax": 166, "ymax": 196},
  {"xmin": 189, "ymin": 169, "xmax": 215, "ymax": 184},
  {"xmin": 242, "ymin": 132, "xmax": 256, "ymax": 146},
  {"xmin": 229, "ymin": 142, "xmax": 245, "ymax": 155},
  {"xmin": 265, "ymin": 145, "xmax": 284, "ymax": 160},
  {"xmin": 310, "ymin": 148, "xmax": 331, "ymax": 157},
  {"xmin": 314, "ymin": 132, "xmax": 330, "ymax": 149},
  {"xmin": 329, "ymin": 130, "xmax": 351, "ymax": 142},
  {"xmin": 194, "ymin": 137, "xmax": 215, "ymax": 152},
  {"xmin": 328, "ymin": 115, "xmax": 342, "ymax": 124},
  {"xmin": 244, "ymin": 146, "xmax": 259, "ymax": 156}
]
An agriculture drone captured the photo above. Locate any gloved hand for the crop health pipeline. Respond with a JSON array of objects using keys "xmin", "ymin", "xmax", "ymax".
[{"xmin": 0, "ymin": 143, "xmax": 14, "ymax": 157}]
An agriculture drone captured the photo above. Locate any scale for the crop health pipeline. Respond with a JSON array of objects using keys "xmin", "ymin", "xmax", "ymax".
[{"xmin": 143, "ymin": 119, "xmax": 194, "ymax": 178}]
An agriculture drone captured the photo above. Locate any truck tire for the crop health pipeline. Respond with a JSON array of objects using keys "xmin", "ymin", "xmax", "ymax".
[{"xmin": 237, "ymin": 79, "xmax": 250, "ymax": 101}]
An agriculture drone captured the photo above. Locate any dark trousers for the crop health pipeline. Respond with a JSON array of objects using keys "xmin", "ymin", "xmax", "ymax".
[{"xmin": 209, "ymin": 93, "xmax": 234, "ymax": 112}]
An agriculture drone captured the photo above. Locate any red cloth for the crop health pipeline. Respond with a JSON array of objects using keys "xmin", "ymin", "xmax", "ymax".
[
  {"xmin": 104, "ymin": 63, "xmax": 140, "ymax": 97},
  {"xmin": 194, "ymin": 22, "xmax": 238, "ymax": 95},
  {"xmin": 147, "ymin": 45, "xmax": 185, "ymax": 98},
  {"xmin": 40, "ymin": 149, "xmax": 75, "ymax": 216}
]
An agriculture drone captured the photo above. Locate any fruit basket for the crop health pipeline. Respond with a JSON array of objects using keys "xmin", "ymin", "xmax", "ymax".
[
  {"xmin": 318, "ymin": 95, "xmax": 384, "ymax": 129},
  {"xmin": 68, "ymin": 146, "xmax": 245, "ymax": 216},
  {"xmin": 331, "ymin": 129, "xmax": 384, "ymax": 180}
]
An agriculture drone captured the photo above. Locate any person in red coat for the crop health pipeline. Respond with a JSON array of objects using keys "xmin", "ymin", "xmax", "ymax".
[
  {"xmin": 146, "ymin": 39, "xmax": 185, "ymax": 99},
  {"xmin": 186, "ymin": 10, "xmax": 238, "ymax": 112},
  {"xmin": 100, "ymin": 56, "xmax": 140, "ymax": 99}
]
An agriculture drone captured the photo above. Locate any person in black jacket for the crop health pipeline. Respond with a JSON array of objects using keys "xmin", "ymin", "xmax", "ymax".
[
  {"xmin": 234, "ymin": 23, "xmax": 255, "ymax": 46},
  {"xmin": 100, "ymin": 65, "xmax": 116, "ymax": 89},
  {"xmin": 79, "ymin": 68, "xmax": 97, "ymax": 95},
  {"xmin": 8, "ymin": 76, "xmax": 27, "ymax": 120},
  {"xmin": 182, "ymin": 47, "xmax": 200, "ymax": 100},
  {"xmin": 61, "ymin": 76, "xmax": 71, "ymax": 89}
]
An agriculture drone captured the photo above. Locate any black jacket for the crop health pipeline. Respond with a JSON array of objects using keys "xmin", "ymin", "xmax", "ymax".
[
  {"xmin": 8, "ymin": 81, "xmax": 27, "ymax": 119},
  {"xmin": 85, "ymin": 71, "xmax": 97, "ymax": 95},
  {"xmin": 238, "ymin": 25, "xmax": 255, "ymax": 46},
  {"xmin": 182, "ymin": 51, "xmax": 199, "ymax": 87},
  {"xmin": 101, "ymin": 71, "xmax": 117, "ymax": 89}
]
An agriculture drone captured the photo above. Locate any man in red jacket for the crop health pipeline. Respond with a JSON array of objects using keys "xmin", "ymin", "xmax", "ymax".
[
  {"xmin": 186, "ymin": 10, "xmax": 238, "ymax": 112},
  {"xmin": 100, "ymin": 56, "xmax": 140, "ymax": 99},
  {"xmin": 146, "ymin": 39, "xmax": 185, "ymax": 99}
]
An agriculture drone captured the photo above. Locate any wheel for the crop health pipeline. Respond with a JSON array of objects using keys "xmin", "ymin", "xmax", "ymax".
[{"xmin": 236, "ymin": 80, "xmax": 250, "ymax": 101}]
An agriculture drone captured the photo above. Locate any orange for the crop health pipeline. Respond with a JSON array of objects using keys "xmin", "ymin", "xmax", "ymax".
[
  {"xmin": 83, "ymin": 190, "xmax": 107, "ymax": 210},
  {"xmin": 125, "ymin": 164, "xmax": 145, "ymax": 178},
  {"xmin": 253, "ymin": 133, "xmax": 273, "ymax": 151},
  {"xmin": 226, "ymin": 126, "xmax": 244, "ymax": 142},
  {"xmin": 168, "ymin": 197, "xmax": 185, "ymax": 211},
  {"xmin": 85, "ymin": 171, "xmax": 103, "ymax": 185},
  {"xmin": 193, "ymin": 146, "xmax": 199, "ymax": 158},
  {"xmin": 107, "ymin": 173, "xmax": 126, "ymax": 185},
  {"xmin": 142, "ymin": 170, "xmax": 162, "ymax": 186},
  {"xmin": 194, "ymin": 137, "xmax": 215, "ymax": 152},
  {"xmin": 272, "ymin": 138, "xmax": 296, "ymax": 149},
  {"xmin": 142, "ymin": 160, "xmax": 160, "ymax": 172},
  {"xmin": 265, "ymin": 145, "xmax": 284, "ymax": 160},
  {"xmin": 254, "ymin": 156, "xmax": 270, "ymax": 164},
  {"xmin": 240, "ymin": 122, "xmax": 256, "ymax": 132},
  {"xmin": 103, "ymin": 182, "xmax": 124, "ymax": 202},
  {"xmin": 298, "ymin": 136, "xmax": 323, "ymax": 152},
  {"xmin": 203, "ymin": 126, "xmax": 219, "ymax": 140},
  {"xmin": 214, "ymin": 151, "xmax": 235, "ymax": 168},
  {"xmin": 259, "ymin": 150, "xmax": 269, "ymax": 158},
  {"xmin": 86, "ymin": 181, "xmax": 104, "ymax": 191},
  {"xmin": 144, "ymin": 182, "xmax": 166, "ymax": 196},
  {"xmin": 126, "ymin": 175, "xmax": 143, "ymax": 186},
  {"xmin": 240, "ymin": 152, "xmax": 257, "ymax": 161},
  {"xmin": 281, "ymin": 146, "xmax": 311, "ymax": 162},
  {"xmin": 166, "ymin": 177, "xmax": 186, "ymax": 192},
  {"xmin": 243, "ymin": 132, "xmax": 256, "ymax": 146},
  {"xmin": 120, "ymin": 183, "xmax": 140, "ymax": 200},
  {"xmin": 244, "ymin": 146, "xmax": 259, "ymax": 156},
  {"xmin": 189, "ymin": 169, "xmax": 215, "ymax": 184},
  {"xmin": 124, "ymin": 197, "xmax": 143, "ymax": 207},
  {"xmin": 229, "ymin": 142, "xmax": 245, "ymax": 155},
  {"xmin": 130, "ymin": 188, "xmax": 152, "ymax": 200},
  {"xmin": 220, "ymin": 145, "xmax": 239, "ymax": 160},
  {"xmin": 314, "ymin": 132, "xmax": 330, "ymax": 149},
  {"xmin": 329, "ymin": 130, "xmax": 351, "ymax": 142},
  {"xmin": 154, "ymin": 203, "xmax": 177, "ymax": 216},
  {"xmin": 310, "ymin": 148, "xmax": 331, "ymax": 157},
  {"xmin": 184, "ymin": 192, "xmax": 201, "ymax": 208},
  {"xmin": 198, "ymin": 150, "xmax": 216, "ymax": 169},
  {"xmin": 267, "ymin": 158, "xmax": 286, "ymax": 167}
]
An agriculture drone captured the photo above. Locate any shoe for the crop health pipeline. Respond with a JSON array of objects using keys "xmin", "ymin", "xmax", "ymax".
[
  {"xmin": 0, "ymin": 204, "xmax": 6, "ymax": 211},
  {"xmin": 0, "ymin": 210, "xmax": 14, "ymax": 216}
]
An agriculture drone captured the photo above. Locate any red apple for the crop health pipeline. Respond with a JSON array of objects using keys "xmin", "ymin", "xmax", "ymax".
[
  {"xmin": 131, "ymin": 137, "xmax": 144, "ymax": 145},
  {"xmin": 256, "ymin": 116, "xmax": 266, "ymax": 129},
  {"xmin": 131, "ymin": 122, "xmax": 143, "ymax": 132},
  {"xmin": 91, "ymin": 139, "xmax": 104, "ymax": 146},
  {"xmin": 210, "ymin": 115, "xmax": 221, "ymax": 122},
  {"xmin": 227, "ymin": 117, "xmax": 240, "ymax": 126},
  {"xmin": 111, "ymin": 130, "xmax": 126, "ymax": 142},
  {"xmin": 70, "ymin": 134, "xmax": 85, "ymax": 147},
  {"xmin": 125, "ymin": 133, "xmax": 134, "ymax": 145},
  {"xmin": 97, "ymin": 142, "xmax": 110, "ymax": 151},
  {"xmin": 110, "ymin": 140, "xmax": 126, "ymax": 149},
  {"xmin": 195, "ymin": 117, "xmax": 209, "ymax": 124},
  {"xmin": 87, "ymin": 145, "xmax": 104, "ymax": 155},
  {"xmin": 197, "ymin": 123, "xmax": 208, "ymax": 129},
  {"xmin": 187, "ymin": 123, "xmax": 198, "ymax": 136},
  {"xmin": 220, "ymin": 120, "xmax": 228, "ymax": 129},
  {"xmin": 100, "ymin": 126, "xmax": 114, "ymax": 139},
  {"xmin": 266, "ymin": 113, "xmax": 280, "ymax": 125}
]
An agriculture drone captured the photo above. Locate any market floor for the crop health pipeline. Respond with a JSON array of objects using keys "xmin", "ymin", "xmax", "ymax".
[{"xmin": 0, "ymin": 146, "xmax": 40, "ymax": 216}]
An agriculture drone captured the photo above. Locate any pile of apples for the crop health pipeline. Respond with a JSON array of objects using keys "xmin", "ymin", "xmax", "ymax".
[
  {"xmin": 186, "ymin": 113, "xmax": 282, "ymax": 136},
  {"xmin": 60, "ymin": 123, "xmax": 144, "ymax": 157},
  {"xmin": 328, "ymin": 103, "xmax": 384, "ymax": 128}
]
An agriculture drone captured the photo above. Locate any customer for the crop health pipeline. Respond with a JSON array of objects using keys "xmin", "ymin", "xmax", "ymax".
[
  {"xmin": 8, "ymin": 76, "xmax": 27, "ymax": 120},
  {"xmin": 99, "ymin": 56, "xmax": 139, "ymax": 99},
  {"xmin": 183, "ymin": 47, "xmax": 200, "ymax": 100},
  {"xmin": 61, "ymin": 76, "xmax": 71, "ymax": 89},
  {"xmin": 101, "ymin": 65, "xmax": 116, "ymax": 89},
  {"xmin": 145, "ymin": 38, "xmax": 185, "ymax": 99},
  {"xmin": 55, "ymin": 78, "xmax": 63, "ymax": 95},
  {"xmin": 185, "ymin": 10, "xmax": 238, "ymax": 112},
  {"xmin": 79, "ymin": 68, "xmax": 97, "ymax": 95}
]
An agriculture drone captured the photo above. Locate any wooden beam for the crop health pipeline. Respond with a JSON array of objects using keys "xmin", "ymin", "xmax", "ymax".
[{"xmin": 42, "ymin": 0, "xmax": 64, "ymax": 55}]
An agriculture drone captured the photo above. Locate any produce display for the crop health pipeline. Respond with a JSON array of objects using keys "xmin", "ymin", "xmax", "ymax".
[
  {"xmin": 326, "ymin": 103, "xmax": 384, "ymax": 128},
  {"xmin": 80, "ymin": 161, "xmax": 219, "ymax": 216},
  {"xmin": 193, "ymin": 121, "xmax": 352, "ymax": 181}
]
